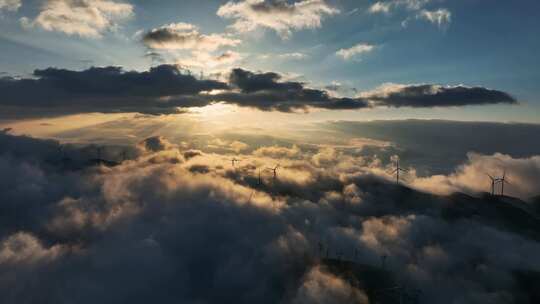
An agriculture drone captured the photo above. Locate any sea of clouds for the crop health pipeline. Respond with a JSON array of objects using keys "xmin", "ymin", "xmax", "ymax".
[{"xmin": 1, "ymin": 130, "xmax": 540, "ymax": 303}]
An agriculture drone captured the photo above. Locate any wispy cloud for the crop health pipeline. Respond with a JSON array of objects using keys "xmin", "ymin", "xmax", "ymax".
[
  {"xmin": 20, "ymin": 0, "xmax": 134, "ymax": 38},
  {"xmin": 368, "ymin": 1, "xmax": 392, "ymax": 14},
  {"xmin": 417, "ymin": 8, "xmax": 451, "ymax": 28},
  {"xmin": 142, "ymin": 22, "xmax": 241, "ymax": 51},
  {"xmin": 259, "ymin": 52, "xmax": 309, "ymax": 60},
  {"xmin": 278, "ymin": 52, "xmax": 308, "ymax": 60},
  {"xmin": 336, "ymin": 43, "xmax": 375, "ymax": 61},
  {"xmin": 369, "ymin": 0, "xmax": 431, "ymax": 14},
  {"xmin": 217, "ymin": 0, "xmax": 339, "ymax": 39},
  {"xmin": 369, "ymin": 0, "xmax": 452, "ymax": 29},
  {"xmin": 0, "ymin": 0, "xmax": 21, "ymax": 12},
  {"xmin": 176, "ymin": 50, "xmax": 244, "ymax": 71}
]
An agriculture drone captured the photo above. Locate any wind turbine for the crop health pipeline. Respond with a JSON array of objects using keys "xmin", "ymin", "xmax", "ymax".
[
  {"xmin": 499, "ymin": 170, "xmax": 510, "ymax": 196},
  {"xmin": 392, "ymin": 160, "xmax": 408, "ymax": 184},
  {"xmin": 267, "ymin": 164, "xmax": 280, "ymax": 182},
  {"xmin": 381, "ymin": 254, "xmax": 388, "ymax": 270},
  {"xmin": 486, "ymin": 173, "xmax": 498, "ymax": 196}
]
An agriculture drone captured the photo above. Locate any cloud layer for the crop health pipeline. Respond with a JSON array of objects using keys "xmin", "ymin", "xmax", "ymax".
[
  {"xmin": 0, "ymin": 65, "xmax": 517, "ymax": 117},
  {"xmin": 0, "ymin": 130, "xmax": 539, "ymax": 303},
  {"xmin": 327, "ymin": 119, "xmax": 540, "ymax": 177},
  {"xmin": 361, "ymin": 83, "xmax": 517, "ymax": 108}
]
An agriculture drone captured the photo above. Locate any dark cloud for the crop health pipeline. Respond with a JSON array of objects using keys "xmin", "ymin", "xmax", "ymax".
[
  {"xmin": 1, "ymin": 131, "xmax": 540, "ymax": 303},
  {"xmin": 143, "ymin": 51, "xmax": 165, "ymax": 65},
  {"xmin": 188, "ymin": 164, "xmax": 211, "ymax": 174},
  {"xmin": 141, "ymin": 22, "xmax": 240, "ymax": 51},
  {"xmin": 138, "ymin": 136, "xmax": 174, "ymax": 153},
  {"xmin": 0, "ymin": 66, "xmax": 518, "ymax": 117},
  {"xmin": 0, "ymin": 65, "xmax": 226, "ymax": 116},
  {"xmin": 183, "ymin": 150, "xmax": 203, "ymax": 160},
  {"xmin": 364, "ymin": 84, "xmax": 517, "ymax": 108},
  {"xmin": 0, "ymin": 66, "xmax": 369, "ymax": 115},
  {"xmin": 211, "ymin": 68, "xmax": 369, "ymax": 112}
]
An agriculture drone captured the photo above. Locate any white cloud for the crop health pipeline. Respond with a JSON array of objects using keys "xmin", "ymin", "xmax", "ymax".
[
  {"xmin": 369, "ymin": 0, "xmax": 430, "ymax": 14},
  {"xmin": 402, "ymin": 0, "xmax": 431, "ymax": 10},
  {"xmin": 21, "ymin": 0, "xmax": 133, "ymax": 38},
  {"xmin": 175, "ymin": 51, "xmax": 244, "ymax": 73},
  {"xmin": 417, "ymin": 9, "xmax": 451, "ymax": 28},
  {"xmin": 368, "ymin": 2, "xmax": 391, "ymax": 14},
  {"xmin": 142, "ymin": 22, "xmax": 241, "ymax": 51},
  {"xmin": 277, "ymin": 52, "xmax": 308, "ymax": 60},
  {"xmin": 258, "ymin": 52, "xmax": 309, "ymax": 61},
  {"xmin": 369, "ymin": 1, "xmax": 451, "ymax": 29},
  {"xmin": 412, "ymin": 153, "xmax": 540, "ymax": 199},
  {"xmin": 0, "ymin": 0, "xmax": 21, "ymax": 12},
  {"xmin": 217, "ymin": 0, "xmax": 339, "ymax": 39},
  {"xmin": 278, "ymin": 52, "xmax": 308, "ymax": 60},
  {"xmin": 336, "ymin": 43, "xmax": 375, "ymax": 60}
]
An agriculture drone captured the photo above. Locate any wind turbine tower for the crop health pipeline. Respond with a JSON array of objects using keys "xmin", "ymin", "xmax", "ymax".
[
  {"xmin": 499, "ymin": 170, "xmax": 510, "ymax": 196},
  {"xmin": 392, "ymin": 160, "xmax": 408, "ymax": 184},
  {"xmin": 381, "ymin": 254, "xmax": 388, "ymax": 270},
  {"xmin": 487, "ymin": 174, "xmax": 498, "ymax": 196},
  {"xmin": 267, "ymin": 164, "xmax": 280, "ymax": 182}
]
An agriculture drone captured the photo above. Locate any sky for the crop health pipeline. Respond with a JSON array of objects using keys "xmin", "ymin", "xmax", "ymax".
[
  {"xmin": 0, "ymin": 0, "xmax": 539, "ymax": 123},
  {"xmin": 1, "ymin": 1, "xmax": 540, "ymax": 303}
]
